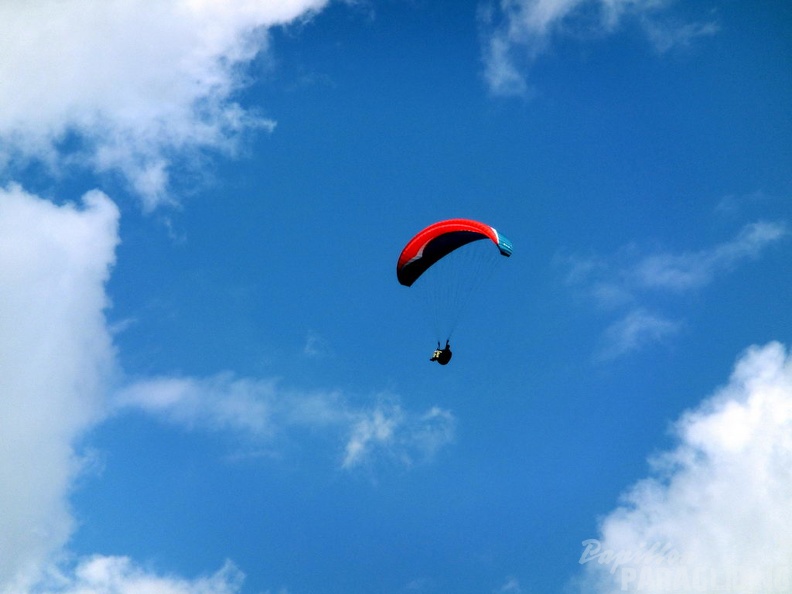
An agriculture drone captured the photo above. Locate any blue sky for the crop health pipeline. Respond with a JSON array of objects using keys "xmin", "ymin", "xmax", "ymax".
[{"xmin": 1, "ymin": 1, "xmax": 792, "ymax": 593}]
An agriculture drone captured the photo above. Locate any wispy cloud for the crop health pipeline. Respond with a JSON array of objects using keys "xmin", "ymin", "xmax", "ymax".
[
  {"xmin": 479, "ymin": 0, "xmax": 719, "ymax": 96},
  {"xmin": 632, "ymin": 222, "xmax": 787, "ymax": 292},
  {"xmin": 343, "ymin": 404, "xmax": 456, "ymax": 469},
  {"xmin": 0, "ymin": 0, "xmax": 329, "ymax": 210},
  {"xmin": 576, "ymin": 341, "xmax": 792, "ymax": 594},
  {"xmin": 569, "ymin": 221, "xmax": 787, "ymax": 302},
  {"xmin": 303, "ymin": 331, "xmax": 332, "ymax": 359},
  {"xmin": 116, "ymin": 376, "xmax": 456, "ymax": 470},
  {"xmin": 43, "ymin": 556, "xmax": 244, "ymax": 594},
  {"xmin": 642, "ymin": 14, "xmax": 721, "ymax": 54},
  {"xmin": 565, "ymin": 221, "xmax": 787, "ymax": 359},
  {"xmin": 596, "ymin": 309, "xmax": 681, "ymax": 362},
  {"xmin": 497, "ymin": 576, "xmax": 523, "ymax": 593}
]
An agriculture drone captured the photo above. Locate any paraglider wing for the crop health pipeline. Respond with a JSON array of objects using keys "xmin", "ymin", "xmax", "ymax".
[{"xmin": 396, "ymin": 218, "xmax": 513, "ymax": 287}]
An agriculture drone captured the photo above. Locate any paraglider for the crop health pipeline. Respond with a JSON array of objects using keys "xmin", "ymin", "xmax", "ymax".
[{"xmin": 396, "ymin": 218, "xmax": 512, "ymax": 364}]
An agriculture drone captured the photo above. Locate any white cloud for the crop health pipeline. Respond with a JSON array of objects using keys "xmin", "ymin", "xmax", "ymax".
[
  {"xmin": 116, "ymin": 376, "xmax": 456, "ymax": 469},
  {"xmin": 0, "ymin": 184, "xmax": 119, "ymax": 592},
  {"xmin": 342, "ymin": 403, "xmax": 455, "ymax": 469},
  {"xmin": 343, "ymin": 406, "xmax": 401, "ymax": 468},
  {"xmin": 568, "ymin": 221, "xmax": 788, "ymax": 305},
  {"xmin": 41, "ymin": 556, "xmax": 244, "ymax": 594},
  {"xmin": 115, "ymin": 374, "xmax": 277, "ymax": 436},
  {"xmin": 641, "ymin": 15, "xmax": 720, "ymax": 54},
  {"xmin": 480, "ymin": 0, "xmax": 718, "ymax": 96},
  {"xmin": 565, "ymin": 221, "xmax": 787, "ymax": 359},
  {"xmin": 303, "ymin": 331, "xmax": 332, "ymax": 359},
  {"xmin": 633, "ymin": 221, "xmax": 787, "ymax": 292},
  {"xmin": 496, "ymin": 576, "xmax": 523, "ymax": 593},
  {"xmin": 0, "ymin": 0, "xmax": 329, "ymax": 209},
  {"xmin": 577, "ymin": 342, "xmax": 792, "ymax": 593},
  {"xmin": 596, "ymin": 309, "xmax": 680, "ymax": 362}
]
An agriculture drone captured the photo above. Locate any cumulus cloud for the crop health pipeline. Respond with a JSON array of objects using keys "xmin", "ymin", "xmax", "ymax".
[
  {"xmin": 116, "ymin": 376, "xmax": 456, "ymax": 469},
  {"xmin": 0, "ymin": 0, "xmax": 329, "ymax": 209},
  {"xmin": 0, "ymin": 184, "xmax": 119, "ymax": 592},
  {"xmin": 577, "ymin": 342, "xmax": 792, "ymax": 593},
  {"xmin": 479, "ymin": 0, "xmax": 719, "ymax": 96},
  {"xmin": 565, "ymin": 221, "xmax": 787, "ymax": 359}
]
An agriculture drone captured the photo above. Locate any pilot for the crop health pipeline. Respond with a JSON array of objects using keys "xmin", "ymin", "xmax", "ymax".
[{"xmin": 429, "ymin": 340, "xmax": 452, "ymax": 365}]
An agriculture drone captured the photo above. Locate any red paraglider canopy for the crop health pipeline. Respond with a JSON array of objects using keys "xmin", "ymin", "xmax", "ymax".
[{"xmin": 396, "ymin": 218, "xmax": 512, "ymax": 287}]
